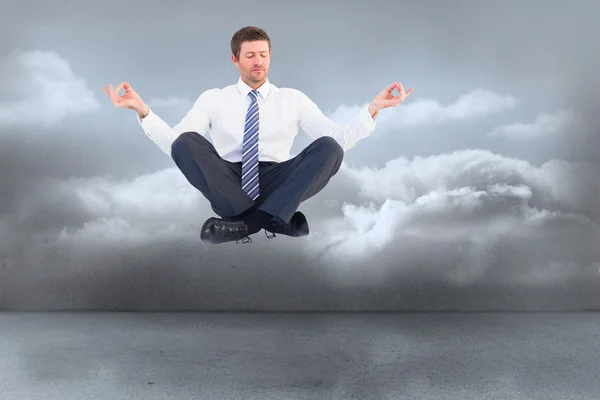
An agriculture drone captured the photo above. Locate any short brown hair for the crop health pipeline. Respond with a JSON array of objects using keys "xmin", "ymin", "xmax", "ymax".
[{"xmin": 230, "ymin": 26, "xmax": 271, "ymax": 60}]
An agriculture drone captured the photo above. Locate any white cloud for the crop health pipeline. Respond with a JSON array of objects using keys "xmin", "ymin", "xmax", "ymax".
[
  {"xmin": 3, "ymin": 148, "xmax": 600, "ymax": 297},
  {"xmin": 300, "ymin": 149, "xmax": 600, "ymax": 285},
  {"xmin": 0, "ymin": 49, "xmax": 100, "ymax": 127},
  {"xmin": 46, "ymin": 168, "xmax": 210, "ymax": 244},
  {"xmin": 487, "ymin": 109, "xmax": 574, "ymax": 140},
  {"xmin": 328, "ymin": 89, "xmax": 518, "ymax": 129}
]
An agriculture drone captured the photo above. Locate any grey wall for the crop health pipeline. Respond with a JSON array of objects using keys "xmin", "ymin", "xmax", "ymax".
[{"xmin": 2, "ymin": 0, "xmax": 600, "ymax": 311}]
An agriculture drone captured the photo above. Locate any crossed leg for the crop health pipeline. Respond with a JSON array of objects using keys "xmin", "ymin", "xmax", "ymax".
[
  {"xmin": 170, "ymin": 131, "xmax": 256, "ymax": 218},
  {"xmin": 170, "ymin": 131, "xmax": 344, "ymax": 238},
  {"xmin": 254, "ymin": 136, "xmax": 344, "ymax": 224}
]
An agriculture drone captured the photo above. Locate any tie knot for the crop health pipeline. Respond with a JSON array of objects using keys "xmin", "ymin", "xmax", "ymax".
[{"xmin": 249, "ymin": 89, "xmax": 258, "ymax": 99}]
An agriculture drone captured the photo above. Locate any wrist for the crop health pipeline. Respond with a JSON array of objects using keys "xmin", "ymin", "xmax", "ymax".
[
  {"xmin": 368, "ymin": 102, "xmax": 378, "ymax": 118},
  {"xmin": 138, "ymin": 104, "xmax": 149, "ymax": 119}
]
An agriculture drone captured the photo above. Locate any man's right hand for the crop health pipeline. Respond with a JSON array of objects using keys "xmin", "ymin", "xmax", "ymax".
[{"xmin": 102, "ymin": 81, "xmax": 149, "ymax": 119}]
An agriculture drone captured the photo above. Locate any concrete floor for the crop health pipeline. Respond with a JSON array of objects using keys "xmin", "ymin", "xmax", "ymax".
[{"xmin": 1, "ymin": 312, "xmax": 600, "ymax": 399}]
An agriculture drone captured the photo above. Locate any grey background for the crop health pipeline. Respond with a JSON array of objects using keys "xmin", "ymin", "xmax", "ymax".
[{"xmin": 2, "ymin": 0, "xmax": 600, "ymax": 311}]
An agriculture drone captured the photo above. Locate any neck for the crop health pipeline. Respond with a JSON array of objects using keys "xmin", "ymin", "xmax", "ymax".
[{"xmin": 241, "ymin": 76, "xmax": 266, "ymax": 90}]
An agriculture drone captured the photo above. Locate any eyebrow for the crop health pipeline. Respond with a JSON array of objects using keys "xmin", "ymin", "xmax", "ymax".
[{"xmin": 244, "ymin": 51, "xmax": 269, "ymax": 55}]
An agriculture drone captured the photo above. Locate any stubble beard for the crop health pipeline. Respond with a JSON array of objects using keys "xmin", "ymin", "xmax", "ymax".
[{"xmin": 249, "ymin": 68, "xmax": 267, "ymax": 83}]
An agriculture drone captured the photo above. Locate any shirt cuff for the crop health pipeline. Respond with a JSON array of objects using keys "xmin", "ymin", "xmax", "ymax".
[
  {"xmin": 137, "ymin": 107, "xmax": 155, "ymax": 126},
  {"xmin": 359, "ymin": 104, "xmax": 378, "ymax": 133}
]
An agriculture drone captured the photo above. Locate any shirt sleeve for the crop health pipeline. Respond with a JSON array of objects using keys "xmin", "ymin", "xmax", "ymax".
[
  {"xmin": 296, "ymin": 90, "xmax": 378, "ymax": 151},
  {"xmin": 137, "ymin": 90, "xmax": 213, "ymax": 157}
]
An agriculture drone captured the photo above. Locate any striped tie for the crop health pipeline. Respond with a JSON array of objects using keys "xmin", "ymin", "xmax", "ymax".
[{"xmin": 241, "ymin": 89, "xmax": 260, "ymax": 200}]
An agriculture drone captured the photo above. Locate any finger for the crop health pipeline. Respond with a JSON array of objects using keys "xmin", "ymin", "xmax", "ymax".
[
  {"xmin": 109, "ymin": 84, "xmax": 118, "ymax": 106},
  {"xmin": 398, "ymin": 82, "xmax": 405, "ymax": 94},
  {"xmin": 406, "ymin": 88, "xmax": 414, "ymax": 97},
  {"xmin": 123, "ymin": 81, "xmax": 132, "ymax": 92},
  {"xmin": 385, "ymin": 82, "xmax": 397, "ymax": 93},
  {"xmin": 102, "ymin": 86, "xmax": 109, "ymax": 96},
  {"xmin": 114, "ymin": 82, "xmax": 125, "ymax": 96}
]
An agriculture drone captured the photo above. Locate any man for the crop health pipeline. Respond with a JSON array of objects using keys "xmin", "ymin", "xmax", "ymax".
[{"xmin": 102, "ymin": 26, "xmax": 413, "ymax": 244}]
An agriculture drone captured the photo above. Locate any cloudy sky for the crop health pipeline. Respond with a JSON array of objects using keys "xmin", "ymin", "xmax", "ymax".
[{"xmin": 2, "ymin": 0, "xmax": 600, "ymax": 311}]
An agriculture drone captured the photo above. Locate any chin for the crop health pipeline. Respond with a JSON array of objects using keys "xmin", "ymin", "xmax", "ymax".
[{"xmin": 250, "ymin": 74, "xmax": 266, "ymax": 82}]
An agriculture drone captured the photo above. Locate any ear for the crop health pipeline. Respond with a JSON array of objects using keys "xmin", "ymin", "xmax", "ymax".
[{"xmin": 231, "ymin": 54, "xmax": 238, "ymax": 65}]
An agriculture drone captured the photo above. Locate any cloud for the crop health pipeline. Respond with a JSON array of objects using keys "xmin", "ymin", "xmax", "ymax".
[
  {"xmin": 0, "ymin": 49, "xmax": 100, "ymax": 127},
  {"xmin": 301, "ymin": 149, "xmax": 600, "ymax": 286},
  {"xmin": 487, "ymin": 109, "xmax": 575, "ymax": 140},
  {"xmin": 328, "ymin": 89, "xmax": 518, "ymax": 129},
  {"xmin": 2, "ymin": 146, "xmax": 600, "ymax": 312},
  {"xmin": 21, "ymin": 168, "xmax": 208, "ymax": 245}
]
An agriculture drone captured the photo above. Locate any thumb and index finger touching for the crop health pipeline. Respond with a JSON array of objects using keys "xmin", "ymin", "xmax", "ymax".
[
  {"xmin": 101, "ymin": 81, "xmax": 133, "ymax": 107},
  {"xmin": 383, "ymin": 81, "xmax": 415, "ymax": 101},
  {"xmin": 389, "ymin": 81, "xmax": 414, "ymax": 96},
  {"xmin": 379, "ymin": 81, "xmax": 415, "ymax": 107}
]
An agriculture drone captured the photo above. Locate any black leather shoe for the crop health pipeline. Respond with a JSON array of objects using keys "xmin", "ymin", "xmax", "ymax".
[
  {"xmin": 200, "ymin": 217, "xmax": 252, "ymax": 244},
  {"xmin": 265, "ymin": 211, "xmax": 309, "ymax": 238}
]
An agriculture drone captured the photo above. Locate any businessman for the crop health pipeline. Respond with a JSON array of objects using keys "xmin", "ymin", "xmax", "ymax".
[{"xmin": 103, "ymin": 26, "xmax": 413, "ymax": 244}]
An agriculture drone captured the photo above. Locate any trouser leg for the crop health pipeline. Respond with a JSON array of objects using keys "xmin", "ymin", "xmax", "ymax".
[
  {"xmin": 257, "ymin": 136, "xmax": 344, "ymax": 223},
  {"xmin": 170, "ymin": 131, "xmax": 255, "ymax": 218}
]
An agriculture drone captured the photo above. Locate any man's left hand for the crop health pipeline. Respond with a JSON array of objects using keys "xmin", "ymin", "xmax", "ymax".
[{"xmin": 368, "ymin": 82, "xmax": 414, "ymax": 117}]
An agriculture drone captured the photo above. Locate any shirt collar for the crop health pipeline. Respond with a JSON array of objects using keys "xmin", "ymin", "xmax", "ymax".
[{"xmin": 237, "ymin": 77, "xmax": 271, "ymax": 99}]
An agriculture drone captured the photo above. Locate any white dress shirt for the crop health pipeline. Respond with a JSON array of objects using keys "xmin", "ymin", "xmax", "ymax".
[{"xmin": 137, "ymin": 78, "xmax": 378, "ymax": 162}]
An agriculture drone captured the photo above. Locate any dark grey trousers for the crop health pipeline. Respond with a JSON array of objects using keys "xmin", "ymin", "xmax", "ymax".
[{"xmin": 170, "ymin": 131, "xmax": 344, "ymax": 224}]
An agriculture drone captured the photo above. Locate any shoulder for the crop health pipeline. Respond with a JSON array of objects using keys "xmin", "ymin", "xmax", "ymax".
[
  {"xmin": 272, "ymin": 86, "xmax": 313, "ymax": 103},
  {"xmin": 194, "ymin": 85, "xmax": 235, "ymax": 103},
  {"xmin": 199, "ymin": 85, "xmax": 234, "ymax": 97},
  {"xmin": 274, "ymin": 86, "xmax": 303, "ymax": 96}
]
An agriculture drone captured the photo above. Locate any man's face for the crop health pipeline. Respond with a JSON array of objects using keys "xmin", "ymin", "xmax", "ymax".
[{"xmin": 232, "ymin": 40, "xmax": 271, "ymax": 86}]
